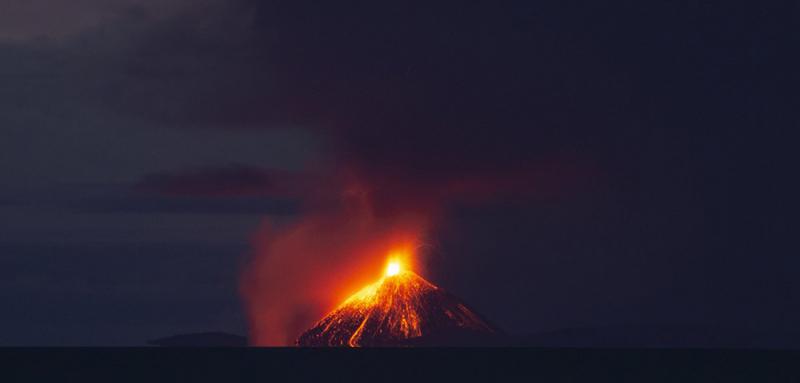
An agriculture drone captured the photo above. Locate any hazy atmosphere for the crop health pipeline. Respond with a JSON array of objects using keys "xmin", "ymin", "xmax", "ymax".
[{"xmin": 1, "ymin": 1, "xmax": 794, "ymax": 346}]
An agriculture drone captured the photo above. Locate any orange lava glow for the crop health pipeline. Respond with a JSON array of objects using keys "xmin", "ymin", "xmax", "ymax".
[
  {"xmin": 240, "ymin": 195, "xmax": 433, "ymax": 346},
  {"xmin": 385, "ymin": 261, "xmax": 401, "ymax": 277},
  {"xmin": 384, "ymin": 248, "xmax": 411, "ymax": 277},
  {"xmin": 339, "ymin": 269, "xmax": 429, "ymax": 346},
  {"xmin": 296, "ymin": 254, "xmax": 498, "ymax": 347}
]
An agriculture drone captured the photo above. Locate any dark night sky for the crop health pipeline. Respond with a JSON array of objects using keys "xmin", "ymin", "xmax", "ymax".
[{"xmin": 0, "ymin": 1, "xmax": 796, "ymax": 345}]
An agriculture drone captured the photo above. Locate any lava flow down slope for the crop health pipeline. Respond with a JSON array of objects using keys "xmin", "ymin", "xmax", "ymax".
[{"xmin": 296, "ymin": 260, "xmax": 501, "ymax": 347}]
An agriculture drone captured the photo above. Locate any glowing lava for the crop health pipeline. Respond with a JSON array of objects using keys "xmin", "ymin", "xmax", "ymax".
[
  {"xmin": 385, "ymin": 260, "xmax": 401, "ymax": 277},
  {"xmin": 296, "ymin": 253, "xmax": 499, "ymax": 347}
]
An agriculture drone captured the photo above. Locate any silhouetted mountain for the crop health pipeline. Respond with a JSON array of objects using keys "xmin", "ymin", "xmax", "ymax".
[{"xmin": 297, "ymin": 270, "xmax": 500, "ymax": 347}]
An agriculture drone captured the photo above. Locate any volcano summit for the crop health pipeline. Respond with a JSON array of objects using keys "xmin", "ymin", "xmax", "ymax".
[{"xmin": 297, "ymin": 262, "xmax": 500, "ymax": 347}]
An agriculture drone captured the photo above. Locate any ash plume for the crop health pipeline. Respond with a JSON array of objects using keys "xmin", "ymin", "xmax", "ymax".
[{"xmin": 232, "ymin": 2, "xmax": 602, "ymax": 345}]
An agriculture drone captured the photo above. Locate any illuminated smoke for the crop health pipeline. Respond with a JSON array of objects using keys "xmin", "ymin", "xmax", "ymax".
[
  {"xmin": 238, "ymin": 152, "xmax": 591, "ymax": 345},
  {"xmin": 240, "ymin": 178, "xmax": 435, "ymax": 345}
]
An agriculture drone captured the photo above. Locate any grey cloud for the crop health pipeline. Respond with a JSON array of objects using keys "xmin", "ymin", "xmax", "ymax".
[{"xmin": 0, "ymin": 0, "xmax": 224, "ymax": 41}]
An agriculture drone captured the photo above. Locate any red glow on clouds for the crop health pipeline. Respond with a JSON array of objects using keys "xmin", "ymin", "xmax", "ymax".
[{"xmin": 238, "ymin": 152, "xmax": 596, "ymax": 345}]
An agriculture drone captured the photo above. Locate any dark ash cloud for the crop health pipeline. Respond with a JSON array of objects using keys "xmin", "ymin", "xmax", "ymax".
[
  {"xmin": 1, "ymin": 0, "xmax": 795, "ymax": 345},
  {"xmin": 135, "ymin": 164, "xmax": 299, "ymax": 197}
]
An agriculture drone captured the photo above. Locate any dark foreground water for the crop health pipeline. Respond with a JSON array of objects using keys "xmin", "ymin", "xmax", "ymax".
[{"xmin": 2, "ymin": 348, "xmax": 799, "ymax": 382}]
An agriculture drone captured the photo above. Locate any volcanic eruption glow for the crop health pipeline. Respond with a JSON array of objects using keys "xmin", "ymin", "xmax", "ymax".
[
  {"xmin": 385, "ymin": 249, "xmax": 409, "ymax": 277},
  {"xmin": 385, "ymin": 261, "xmax": 401, "ymax": 277},
  {"xmin": 296, "ymin": 253, "xmax": 499, "ymax": 347},
  {"xmin": 240, "ymin": 193, "xmax": 437, "ymax": 346}
]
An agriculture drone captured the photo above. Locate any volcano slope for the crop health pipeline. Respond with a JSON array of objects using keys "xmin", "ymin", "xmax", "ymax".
[{"xmin": 296, "ymin": 270, "xmax": 501, "ymax": 347}]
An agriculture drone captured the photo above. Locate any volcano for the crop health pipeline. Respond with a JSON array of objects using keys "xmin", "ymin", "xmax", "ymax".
[{"xmin": 296, "ymin": 262, "xmax": 501, "ymax": 347}]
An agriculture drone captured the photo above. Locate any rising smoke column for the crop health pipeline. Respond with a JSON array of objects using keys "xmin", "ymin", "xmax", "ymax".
[
  {"xmin": 240, "ymin": 176, "xmax": 437, "ymax": 346},
  {"xmin": 237, "ymin": 156, "xmax": 590, "ymax": 345},
  {"xmin": 237, "ymin": 2, "xmax": 601, "ymax": 346}
]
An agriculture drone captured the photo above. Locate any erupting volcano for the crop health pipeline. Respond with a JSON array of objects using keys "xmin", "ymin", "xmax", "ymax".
[{"xmin": 297, "ymin": 256, "xmax": 501, "ymax": 347}]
